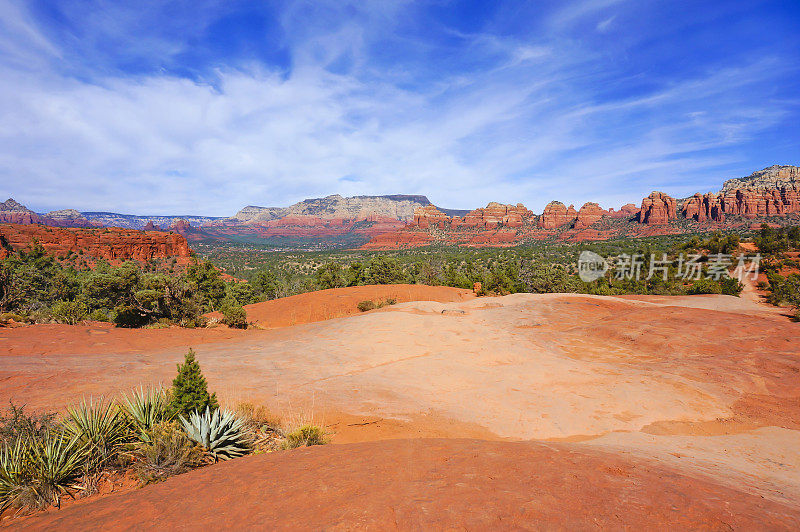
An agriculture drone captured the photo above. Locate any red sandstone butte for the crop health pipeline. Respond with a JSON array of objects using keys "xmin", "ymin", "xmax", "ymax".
[
  {"xmin": 538, "ymin": 201, "xmax": 578, "ymax": 229},
  {"xmin": 638, "ymin": 191, "xmax": 677, "ymax": 225},
  {"xmin": 0, "ymin": 224, "xmax": 191, "ymax": 261},
  {"xmin": 574, "ymin": 202, "xmax": 607, "ymax": 229}
]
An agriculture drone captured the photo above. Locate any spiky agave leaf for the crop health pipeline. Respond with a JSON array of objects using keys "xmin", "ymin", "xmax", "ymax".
[
  {"xmin": 180, "ymin": 407, "xmax": 250, "ymax": 461},
  {"xmin": 63, "ymin": 397, "xmax": 130, "ymax": 471},
  {"xmin": 122, "ymin": 386, "xmax": 173, "ymax": 442}
]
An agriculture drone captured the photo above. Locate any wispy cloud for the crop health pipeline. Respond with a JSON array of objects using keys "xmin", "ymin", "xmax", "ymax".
[{"xmin": 0, "ymin": 0, "xmax": 797, "ymax": 215}]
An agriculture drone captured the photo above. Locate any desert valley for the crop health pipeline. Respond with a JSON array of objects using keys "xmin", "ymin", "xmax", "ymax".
[
  {"xmin": 1, "ymin": 164, "xmax": 800, "ymax": 529},
  {"xmin": 2, "ymin": 1, "xmax": 799, "ymax": 529}
]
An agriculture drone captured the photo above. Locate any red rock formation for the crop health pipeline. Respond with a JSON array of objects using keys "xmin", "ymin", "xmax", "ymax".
[
  {"xmin": 0, "ymin": 198, "xmax": 43, "ymax": 225},
  {"xmin": 608, "ymin": 204, "xmax": 639, "ymax": 219},
  {"xmin": 413, "ymin": 206, "xmax": 451, "ymax": 229},
  {"xmin": 451, "ymin": 203, "xmax": 533, "ymax": 230},
  {"xmin": 712, "ymin": 186, "xmax": 800, "ymax": 219},
  {"xmin": 639, "ymin": 192, "xmax": 677, "ymax": 225},
  {"xmin": 0, "ymin": 224, "xmax": 190, "ymax": 261},
  {"xmin": 143, "ymin": 221, "xmax": 160, "ymax": 231},
  {"xmin": 682, "ymin": 193, "xmax": 725, "ymax": 222},
  {"xmin": 538, "ymin": 201, "xmax": 578, "ymax": 229},
  {"xmin": 574, "ymin": 203, "xmax": 607, "ymax": 229}
]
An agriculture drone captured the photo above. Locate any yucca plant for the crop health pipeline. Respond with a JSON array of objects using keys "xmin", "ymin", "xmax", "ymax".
[
  {"xmin": 180, "ymin": 407, "xmax": 250, "ymax": 461},
  {"xmin": 0, "ymin": 432, "xmax": 86, "ymax": 512},
  {"xmin": 63, "ymin": 398, "xmax": 130, "ymax": 472},
  {"xmin": 122, "ymin": 386, "xmax": 173, "ymax": 443}
]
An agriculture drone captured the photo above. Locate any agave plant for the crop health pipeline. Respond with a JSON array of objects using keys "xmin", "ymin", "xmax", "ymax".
[
  {"xmin": 0, "ymin": 432, "xmax": 86, "ymax": 512},
  {"xmin": 122, "ymin": 386, "xmax": 173, "ymax": 442},
  {"xmin": 180, "ymin": 407, "xmax": 250, "ymax": 461},
  {"xmin": 63, "ymin": 398, "xmax": 130, "ymax": 471}
]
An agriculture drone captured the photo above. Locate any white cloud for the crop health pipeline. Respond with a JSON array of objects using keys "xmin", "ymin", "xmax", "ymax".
[{"xmin": 0, "ymin": 0, "xmax": 795, "ymax": 216}]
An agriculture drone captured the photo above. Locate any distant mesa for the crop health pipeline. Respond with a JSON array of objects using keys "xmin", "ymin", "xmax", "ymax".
[{"xmin": 4, "ymin": 165, "xmax": 800, "ymax": 250}]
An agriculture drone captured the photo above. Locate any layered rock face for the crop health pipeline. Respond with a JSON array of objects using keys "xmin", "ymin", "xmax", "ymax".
[
  {"xmin": 608, "ymin": 204, "xmax": 639, "ymax": 219},
  {"xmin": 0, "ymin": 198, "xmax": 43, "ymax": 225},
  {"xmin": 574, "ymin": 203, "xmax": 607, "ymax": 229},
  {"xmin": 43, "ymin": 209, "xmax": 94, "ymax": 227},
  {"xmin": 682, "ymin": 193, "xmax": 725, "ymax": 222},
  {"xmin": 0, "ymin": 224, "xmax": 190, "ymax": 261},
  {"xmin": 639, "ymin": 192, "xmax": 677, "ymax": 225},
  {"xmin": 722, "ymin": 165, "xmax": 800, "ymax": 191},
  {"xmin": 538, "ymin": 201, "xmax": 577, "ymax": 229},
  {"xmin": 451, "ymin": 203, "xmax": 534, "ymax": 229},
  {"xmin": 413, "ymin": 205, "xmax": 450, "ymax": 229}
]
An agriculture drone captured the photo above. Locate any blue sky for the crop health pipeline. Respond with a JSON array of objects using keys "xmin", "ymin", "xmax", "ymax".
[{"xmin": 0, "ymin": 0, "xmax": 797, "ymax": 215}]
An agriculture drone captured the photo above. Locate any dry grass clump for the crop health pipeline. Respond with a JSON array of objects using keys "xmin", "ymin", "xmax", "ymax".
[
  {"xmin": 282, "ymin": 425, "xmax": 327, "ymax": 449},
  {"xmin": 131, "ymin": 422, "xmax": 203, "ymax": 485},
  {"xmin": 357, "ymin": 298, "xmax": 398, "ymax": 312}
]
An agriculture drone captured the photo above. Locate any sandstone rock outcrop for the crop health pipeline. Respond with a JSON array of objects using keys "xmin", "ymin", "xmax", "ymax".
[
  {"xmin": 452, "ymin": 203, "xmax": 533, "ymax": 230},
  {"xmin": 44, "ymin": 209, "xmax": 94, "ymax": 227},
  {"xmin": 0, "ymin": 224, "xmax": 190, "ymax": 261},
  {"xmin": 538, "ymin": 201, "xmax": 578, "ymax": 229},
  {"xmin": 413, "ymin": 205, "xmax": 450, "ymax": 229},
  {"xmin": 574, "ymin": 202, "xmax": 606, "ymax": 229},
  {"xmin": 639, "ymin": 192, "xmax": 677, "ymax": 225},
  {"xmin": 608, "ymin": 204, "xmax": 639, "ymax": 219},
  {"xmin": 0, "ymin": 198, "xmax": 43, "ymax": 225},
  {"xmin": 722, "ymin": 165, "xmax": 800, "ymax": 191},
  {"xmin": 682, "ymin": 193, "xmax": 725, "ymax": 222}
]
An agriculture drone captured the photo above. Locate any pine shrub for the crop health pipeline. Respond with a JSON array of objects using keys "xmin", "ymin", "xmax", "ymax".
[{"xmin": 169, "ymin": 349, "xmax": 218, "ymax": 418}]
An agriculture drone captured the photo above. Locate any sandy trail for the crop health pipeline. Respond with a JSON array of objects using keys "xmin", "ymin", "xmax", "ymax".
[{"xmin": 1, "ymin": 287, "xmax": 799, "ymax": 526}]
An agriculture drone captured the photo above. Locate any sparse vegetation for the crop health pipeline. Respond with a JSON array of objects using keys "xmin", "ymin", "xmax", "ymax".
[
  {"xmin": 131, "ymin": 422, "xmax": 201, "ymax": 485},
  {"xmin": 0, "ymin": 349, "xmax": 329, "ymax": 516},
  {"xmin": 282, "ymin": 425, "xmax": 327, "ymax": 449}
]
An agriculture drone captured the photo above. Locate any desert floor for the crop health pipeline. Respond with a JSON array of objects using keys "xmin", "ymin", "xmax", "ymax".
[{"xmin": 1, "ymin": 285, "xmax": 799, "ymax": 529}]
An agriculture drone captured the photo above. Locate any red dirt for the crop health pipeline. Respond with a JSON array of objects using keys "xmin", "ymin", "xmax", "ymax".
[
  {"xmin": 10, "ymin": 438, "xmax": 799, "ymax": 530},
  {"xmin": 207, "ymin": 284, "xmax": 474, "ymax": 328},
  {"xmin": 0, "ymin": 322, "xmax": 248, "ymax": 358}
]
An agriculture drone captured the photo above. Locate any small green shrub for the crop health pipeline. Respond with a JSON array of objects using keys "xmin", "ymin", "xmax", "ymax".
[
  {"xmin": 357, "ymin": 300, "xmax": 376, "ymax": 312},
  {"xmin": 50, "ymin": 300, "xmax": 88, "ymax": 325},
  {"xmin": 87, "ymin": 309, "xmax": 110, "ymax": 322},
  {"xmin": 282, "ymin": 425, "xmax": 327, "ymax": 449},
  {"xmin": 719, "ymin": 277, "xmax": 743, "ymax": 296},
  {"xmin": 687, "ymin": 278, "xmax": 721, "ymax": 295},
  {"xmin": 0, "ymin": 403, "xmax": 57, "ymax": 443},
  {"xmin": 220, "ymin": 299, "xmax": 247, "ymax": 329},
  {"xmin": 180, "ymin": 407, "xmax": 250, "ymax": 461},
  {"xmin": 169, "ymin": 349, "xmax": 219, "ymax": 419},
  {"xmin": 131, "ymin": 423, "xmax": 201, "ymax": 485}
]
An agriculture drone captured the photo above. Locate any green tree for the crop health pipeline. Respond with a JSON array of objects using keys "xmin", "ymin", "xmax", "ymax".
[
  {"xmin": 187, "ymin": 261, "xmax": 226, "ymax": 310},
  {"xmin": 170, "ymin": 349, "xmax": 219, "ymax": 418},
  {"xmin": 220, "ymin": 297, "xmax": 247, "ymax": 329},
  {"xmin": 315, "ymin": 262, "xmax": 346, "ymax": 290}
]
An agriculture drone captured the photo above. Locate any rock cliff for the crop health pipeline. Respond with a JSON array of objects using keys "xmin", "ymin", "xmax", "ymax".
[
  {"xmin": 538, "ymin": 201, "xmax": 577, "ymax": 229},
  {"xmin": 0, "ymin": 224, "xmax": 191, "ymax": 261},
  {"xmin": 638, "ymin": 192, "xmax": 677, "ymax": 225}
]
